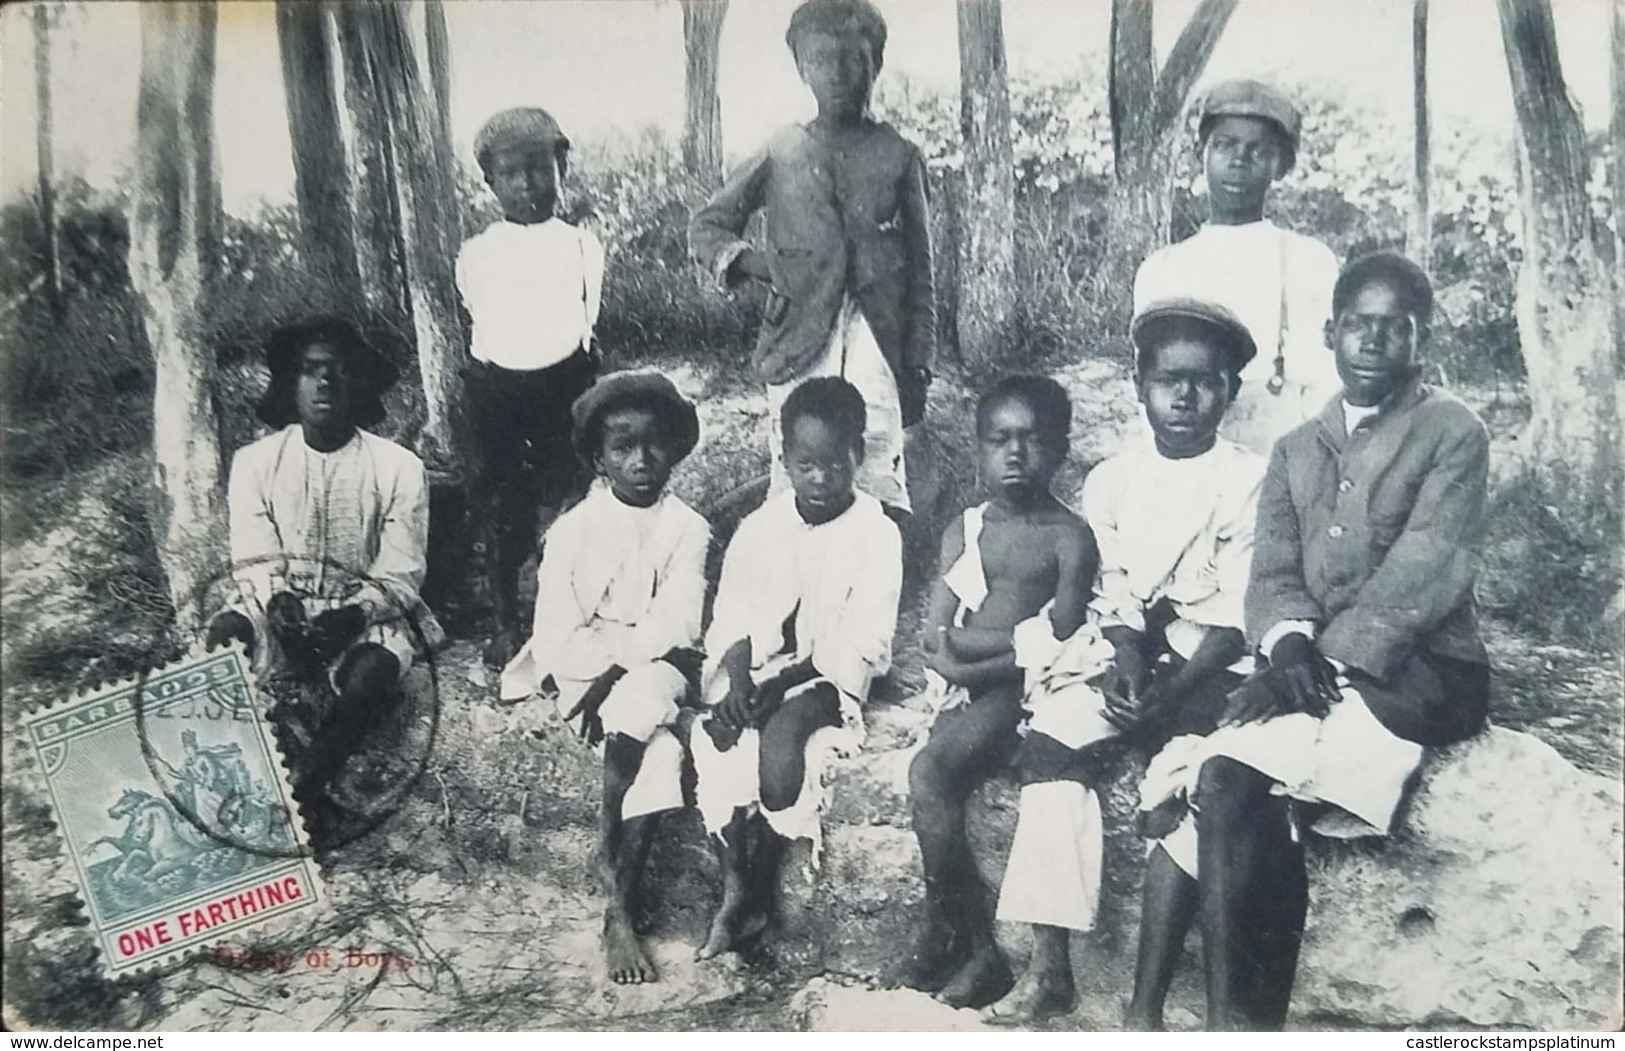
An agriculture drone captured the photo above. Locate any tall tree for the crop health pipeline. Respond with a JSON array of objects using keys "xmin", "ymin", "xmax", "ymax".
[
  {"xmin": 1103, "ymin": 0, "xmax": 1239, "ymax": 328},
  {"xmin": 681, "ymin": 0, "xmax": 728, "ymax": 187},
  {"xmin": 34, "ymin": 3, "xmax": 62, "ymax": 317},
  {"xmin": 1408, "ymin": 0, "xmax": 1432, "ymax": 270},
  {"xmin": 332, "ymin": 1, "xmax": 469, "ymax": 475},
  {"xmin": 130, "ymin": 2, "xmax": 224, "ymax": 627},
  {"xmin": 276, "ymin": 1, "xmax": 362, "ymax": 300},
  {"xmin": 1610, "ymin": 0, "xmax": 1624, "ymax": 362},
  {"xmin": 1493, "ymin": 0, "xmax": 1619, "ymax": 512},
  {"xmin": 956, "ymin": 0, "xmax": 1017, "ymax": 369}
]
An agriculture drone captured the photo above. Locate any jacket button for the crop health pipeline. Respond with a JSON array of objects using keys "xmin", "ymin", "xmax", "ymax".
[
  {"xmin": 1338, "ymin": 479, "xmax": 1353, "ymax": 493},
  {"xmin": 1327, "ymin": 525, "xmax": 1345, "ymax": 538}
]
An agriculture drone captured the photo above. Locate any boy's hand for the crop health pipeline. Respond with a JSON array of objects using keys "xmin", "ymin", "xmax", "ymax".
[
  {"xmin": 1267, "ymin": 633, "xmax": 1340, "ymax": 718},
  {"xmin": 266, "ymin": 592, "xmax": 310, "ymax": 654},
  {"xmin": 899, "ymin": 366, "xmax": 931, "ymax": 428},
  {"xmin": 714, "ymin": 683, "xmax": 755, "ymax": 732},
  {"xmin": 309, "ymin": 605, "xmax": 367, "ymax": 665},
  {"xmin": 566, "ymin": 665, "xmax": 627, "ymax": 745},
  {"xmin": 1221, "ymin": 670, "xmax": 1294, "ymax": 727}
]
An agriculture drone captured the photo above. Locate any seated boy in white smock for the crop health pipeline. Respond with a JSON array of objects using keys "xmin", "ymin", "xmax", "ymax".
[{"xmin": 499, "ymin": 370, "xmax": 708, "ymax": 988}]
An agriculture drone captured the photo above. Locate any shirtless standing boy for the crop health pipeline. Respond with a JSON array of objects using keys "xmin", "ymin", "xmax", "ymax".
[{"xmin": 903, "ymin": 376, "xmax": 1097, "ymax": 1009}]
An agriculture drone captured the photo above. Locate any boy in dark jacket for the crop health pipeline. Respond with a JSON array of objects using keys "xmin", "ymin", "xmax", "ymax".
[{"xmin": 688, "ymin": 0, "xmax": 935, "ymax": 515}]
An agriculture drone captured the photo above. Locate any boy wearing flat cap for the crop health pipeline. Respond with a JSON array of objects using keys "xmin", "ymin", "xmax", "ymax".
[
  {"xmin": 206, "ymin": 316, "xmax": 444, "ymax": 817},
  {"xmin": 976, "ymin": 300, "xmax": 1266, "ymax": 1025},
  {"xmin": 689, "ymin": 0, "xmax": 935, "ymax": 517},
  {"xmin": 499, "ymin": 369, "xmax": 708, "ymax": 987},
  {"xmin": 457, "ymin": 106, "xmax": 607, "ymax": 668},
  {"xmin": 1130, "ymin": 253, "xmax": 1490, "ymax": 1029},
  {"xmin": 1134, "ymin": 79, "xmax": 1341, "ymax": 456}
]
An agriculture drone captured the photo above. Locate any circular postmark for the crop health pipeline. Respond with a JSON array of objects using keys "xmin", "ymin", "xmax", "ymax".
[{"xmin": 131, "ymin": 554, "xmax": 442, "ymax": 857}]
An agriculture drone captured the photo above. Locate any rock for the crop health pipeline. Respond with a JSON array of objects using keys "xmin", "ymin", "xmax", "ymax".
[
  {"xmin": 789, "ymin": 976, "xmax": 995, "ymax": 1032},
  {"xmin": 1298, "ymin": 727, "xmax": 1624, "ymax": 1030}
]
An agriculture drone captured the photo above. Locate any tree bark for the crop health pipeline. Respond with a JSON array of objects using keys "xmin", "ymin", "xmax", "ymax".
[
  {"xmin": 1102, "ymin": 0, "xmax": 1238, "ymax": 332},
  {"xmin": 1610, "ymin": 0, "xmax": 1624, "ymax": 364},
  {"xmin": 334, "ymin": 2, "xmax": 469, "ymax": 477},
  {"xmin": 1409, "ymin": 0, "xmax": 1432, "ymax": 270},
  {"xmin": 1493, "ymin": 0, "xmax": 1619, "ymax": 515},
  {"xmin": 131, "ymin": 2, "xmax": 225, "ymax": 628},
  {"xmin": 276, "ymin": 1, "xmax": 362, "ymax": 300},
  {"xmin": 34, "ymin": 3, "xmax": 62, "ymax": 318},
  {"xmin": 956, "ymin": 0, "xmax": 1017, "ymax": 370},
  {"xmin": 681, "ymin": 0, "xmax": 727, "ymax": 187}
]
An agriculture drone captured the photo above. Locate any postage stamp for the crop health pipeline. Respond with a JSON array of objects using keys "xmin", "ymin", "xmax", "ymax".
[{"xmin": 23, "ymin": 646, "xmax": 325, "ymax": 978}]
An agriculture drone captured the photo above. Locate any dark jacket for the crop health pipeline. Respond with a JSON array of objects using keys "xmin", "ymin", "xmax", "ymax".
[
  {"xmin": 688, "ymin": 120, "xmax": 936, "ymax": 386},
  {"xmin": 1247, "ymin": 379, "xmax": 1491, "ymax": 744}
]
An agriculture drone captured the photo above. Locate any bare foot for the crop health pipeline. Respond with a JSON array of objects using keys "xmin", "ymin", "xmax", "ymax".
[
  {"xmin": 980, "ymin": 966, "xmax": 1074, "ymax": 1026},
  {"xmin": 934, "ymin": 944, "xmax": 1013, "ymax": 1010},
  {"xmin": 603, "ymin": 911, "xmax": 656, "ymax": 985},
  {"xmin": 695, "ymin": 898, "xmax": 768, "ymax": 961},
  {"xmin": 895, "ymin": 921, "xmax": 965, "ymax": 993}
]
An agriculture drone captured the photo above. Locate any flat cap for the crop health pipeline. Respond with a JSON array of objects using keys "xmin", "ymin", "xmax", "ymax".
[
  {"xmin": 1131, "ymin": 297, "xmax": 1258, "ymax": 376},
  {"xmin": 571, "ymin": 369, "xmax": 701, "ymax": 467},
  {"xmin": 1194, "ymin": 79, "xmax": 1301, "ymax": 171},
  {"xmin": 474, "ymin": 107, "xmax": 569, "ymax": 165}
]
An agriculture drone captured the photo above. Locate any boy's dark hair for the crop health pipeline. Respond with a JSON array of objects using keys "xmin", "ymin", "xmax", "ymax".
[
  {"xmin": 781, "ymin": 376, "xmax": 867, "ymax": 453},
  {"xmin": 785, "ymin": 0, "xmax": 887, "ymax": 67},
  {"xmin": 1333, "ymin": 251, "xmax": 1434, "ymax": 320},
  {"xmin": 473, "ymin": 107, "xmax": 572, "ymax": 180},
  {"xmin": 977, "ymin": 374, "xmax": 1072, "ymax": 453},
  {"xmin": 256, "ymin": 315, "xmax": 396, "ymax": 430}
]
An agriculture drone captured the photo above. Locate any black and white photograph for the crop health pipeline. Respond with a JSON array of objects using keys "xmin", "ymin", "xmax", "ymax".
[{"xmin": 0, "ymin": 0, "xmax": 1621, "ymax": 1034}]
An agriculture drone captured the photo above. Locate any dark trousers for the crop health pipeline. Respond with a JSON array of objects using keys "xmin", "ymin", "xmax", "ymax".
[{"xmin": 466, "ymin": 351, "xmax": 598, "ymax": 626}]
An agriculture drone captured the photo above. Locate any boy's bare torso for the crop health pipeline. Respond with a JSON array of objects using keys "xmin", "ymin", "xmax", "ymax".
[{"xmin": 966, "ymin": 501, "xmax": 1086, "ymax": 632}]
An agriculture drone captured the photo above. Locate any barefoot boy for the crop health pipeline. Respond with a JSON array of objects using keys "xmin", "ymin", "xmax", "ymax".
[
  {"xmin": 457, "ymin": 106, "xmax": 606, "ymax": 667},
  {"xmin": 1135, "ymin": 253, "xmax": 1490, "ymax": 1029},
  {"xmin": 689, "ymin": 0, "xmax": 935, "ymax": 514},
  {"xmin": 688, "ymin": 377, "xmax": 903, "ymax": 959},
  {"xmin": 498, "ymin": 370, "xmax": 708, "ymax": 986},
  {"xmin": 1134, "ymin": 80, "xmax": 1340, "ymax": 454},
  {"xmin": 903, "ymin": 376, "xmax": 1096, "ymax": 1010}
]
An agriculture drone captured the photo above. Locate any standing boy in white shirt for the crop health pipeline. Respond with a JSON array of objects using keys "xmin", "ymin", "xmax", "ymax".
[
  {"xmin": 456, "ymin": 106, "xmax": 607, "ymax": 668},
  {"xmin": 1133, "ymin": 80, "xmax": 1341, "ymax": 455}
]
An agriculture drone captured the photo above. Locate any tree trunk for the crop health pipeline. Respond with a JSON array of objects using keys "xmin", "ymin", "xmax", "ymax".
[
  {"xmin": 1493, "ymin": 0, "xmax": 1619, "ymax": 516},
  {"xmin": 276, "ymin": 1, "xmax": 362, "ymax": 300},
  {"xmin": 681, "ymin": 0, "xmax": 727, "ymax": 187},
  {"xmin": 1101, "ymin": 0, "xmax": 1238, "ymax": 333},
  {"xmin": 956, "ymin": 0, "xmax": 1017, "ymax": 370},
  {"xmin": 131, "ymin": 2, "xmax": 224, "ymax": 629},
  {"xmin": 34, "ymin": 3, "xmax": 63, "ymax": 318},
  {"xmin": 1610, "ymin": 0, "xmax": 1624, "ymax": 364},
  {"xmin": 1409, "ymin": 0, "xmax": 1432, "ymax": 270},
  {"xmin": 335, "ymin": 2, "xmax": 469, "ymax": 477}
]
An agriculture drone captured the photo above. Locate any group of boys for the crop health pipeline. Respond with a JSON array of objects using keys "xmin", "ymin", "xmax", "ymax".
[{"xmin": 204, "ymin": 0, "xmax": 1492, "ymax": 1032}]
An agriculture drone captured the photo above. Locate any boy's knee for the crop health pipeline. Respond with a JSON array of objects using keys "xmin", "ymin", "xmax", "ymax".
[
  {"xmin": 759, "ymin": 756, "xmax": 803, "ymax": 814},
  {"xmin": 599, "ymin": 662, "xmax": 686, "ymax": 743},
  {"xmin": 909, "ymin": 744, "xmax": 951, "ymax": 804},
  {"xmin": 1195, "ymin": 756, "xmax": 1271, "ymax": 829},
  {"xmin": 336, "ymin": 644, "xmax": 400, "ymax": 707}
]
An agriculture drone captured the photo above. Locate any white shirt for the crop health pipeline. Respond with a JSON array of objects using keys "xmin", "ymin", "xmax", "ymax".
[
  {"xmin": 501, "ymin": 482, "xmax": 709, "ymax": 697},
  {"xmin": 1134, "ymin": 220, "xmax": 1341, "ymax": 455},
  {"xmin": 1081, "ymin": 433, "xmax": 1267, "ymax": 671},
  {"xmin": 705, "ymin": 491, "xmax": 903, "ymax": 702},
  {"xmin": 455, "ymin": 217, "xmax": 606, "ymax": 371}
]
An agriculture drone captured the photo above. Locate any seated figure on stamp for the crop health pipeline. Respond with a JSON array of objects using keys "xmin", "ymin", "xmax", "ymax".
[{"xmin": 205, "ymin": 316, "xmax": 444, "ymax": 817}]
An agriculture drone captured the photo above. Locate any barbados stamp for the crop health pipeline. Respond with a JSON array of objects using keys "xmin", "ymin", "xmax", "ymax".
[{"xmin": 23, "ymin": 645, "xmax": 325, "ymax": 978}]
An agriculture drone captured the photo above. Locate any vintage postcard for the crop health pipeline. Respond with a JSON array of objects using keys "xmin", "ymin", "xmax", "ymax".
[{"xmin": 22, "ymin": 647, "xmax": 324, "ymax": 978}]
